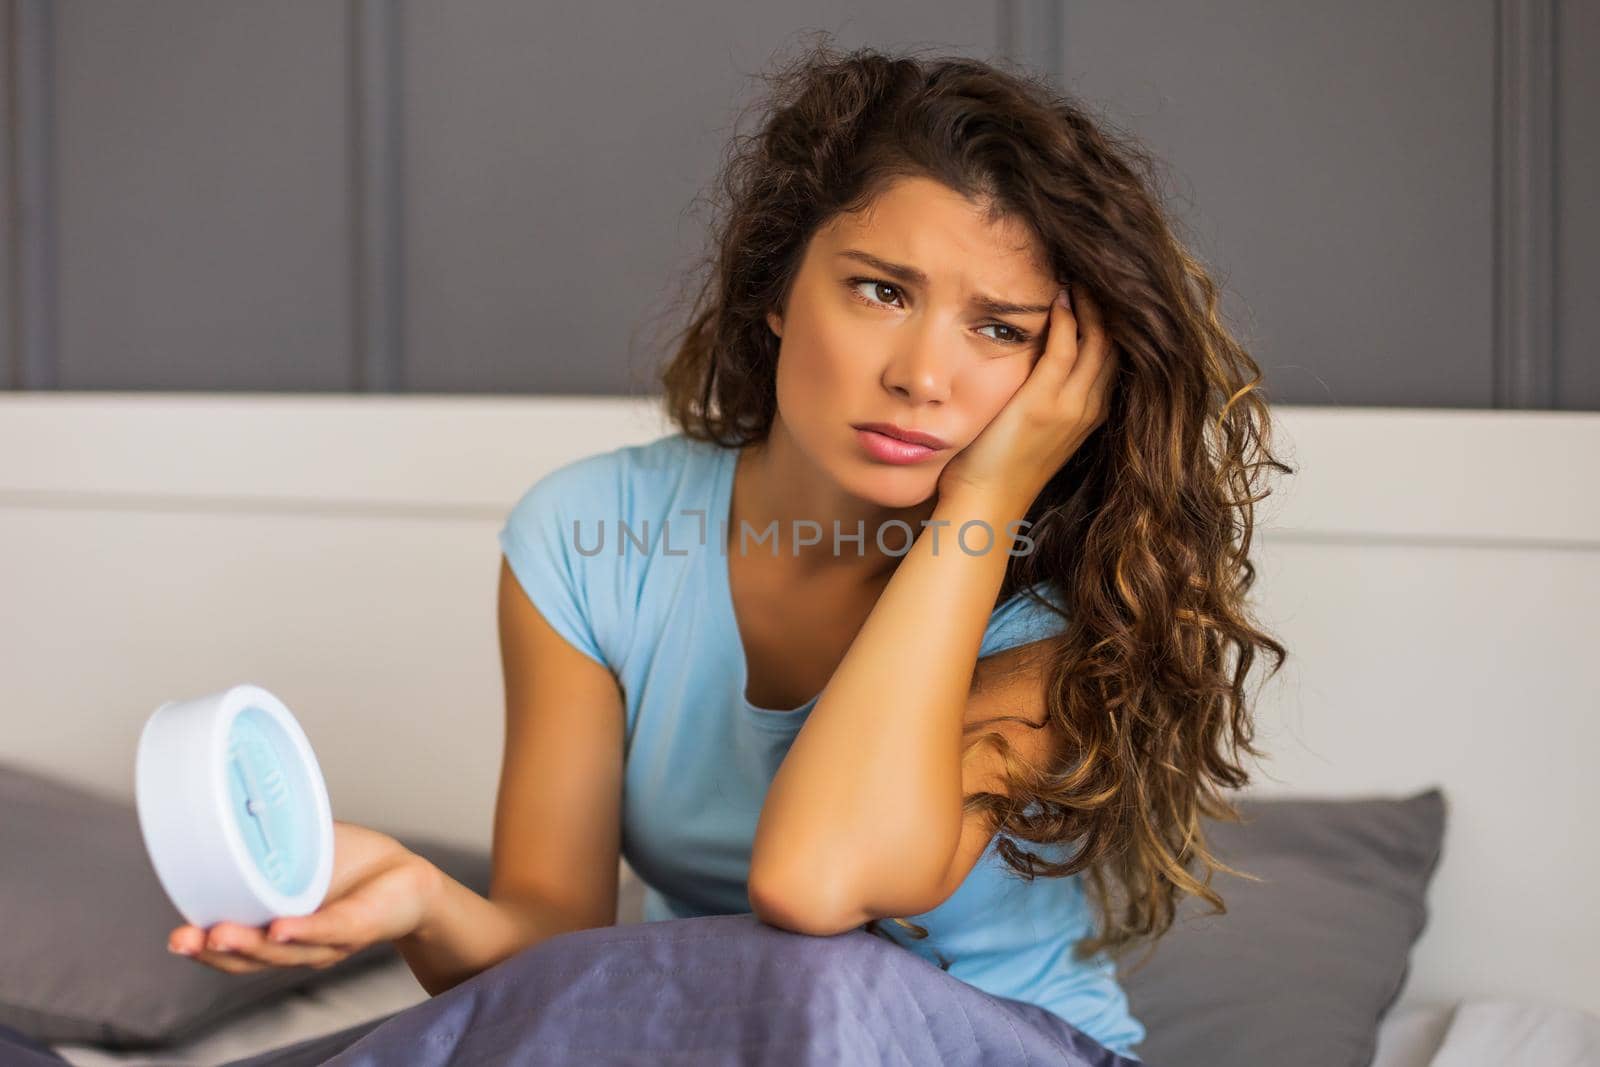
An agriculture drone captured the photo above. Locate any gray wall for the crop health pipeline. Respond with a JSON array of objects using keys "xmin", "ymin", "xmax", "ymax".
[{"xmin": 3, "ymin": 0, "xmax": 1594, "ymax": 409}]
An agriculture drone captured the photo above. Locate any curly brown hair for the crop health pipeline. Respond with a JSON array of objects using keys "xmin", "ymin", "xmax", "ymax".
[{"xmin": 652, "ymin": 35, "xmax": 1293, "ymax": 969}]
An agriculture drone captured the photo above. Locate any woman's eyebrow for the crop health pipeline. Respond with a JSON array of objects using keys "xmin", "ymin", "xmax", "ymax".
[{"xmin": 834, "ymin": 248, "xmax": 1054, "ymax": 316}]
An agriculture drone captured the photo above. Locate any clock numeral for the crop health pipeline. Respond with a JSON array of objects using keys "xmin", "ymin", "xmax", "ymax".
[{"xmin": 261, "ymin": 767, "xmax": 288, "ymax": 805}]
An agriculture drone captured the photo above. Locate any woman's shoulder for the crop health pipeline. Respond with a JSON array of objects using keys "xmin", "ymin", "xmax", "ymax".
[
  {"xmin": 502, "ymin": 432, "xmax": 736, "ymax": 575},
  {"xmin": 497, "ymin": 432, "xmax": 714, "ymax": 674}
]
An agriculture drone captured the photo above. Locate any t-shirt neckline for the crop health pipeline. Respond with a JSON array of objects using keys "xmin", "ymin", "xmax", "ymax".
[{"xmin": 708, "ymin": 442, "xmax": 824, "ymax": 731}]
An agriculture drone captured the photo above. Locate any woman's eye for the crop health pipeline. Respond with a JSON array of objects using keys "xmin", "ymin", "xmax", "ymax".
[
  {"xmin": 847, "ymin": 278, "xmax": 1032, "ymax": 347},
  {"xmin": 850, "ymin": 279, "xmax": 904, "ymax": 307},
  {"xmin": 978, "ymin": 323, "xmax": 1032, "ymax": 346}
]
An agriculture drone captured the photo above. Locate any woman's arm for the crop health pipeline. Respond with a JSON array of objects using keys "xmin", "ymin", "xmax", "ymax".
[
  {"xmin": 750, "ymin": 286, "xmax": 1114, "ymax": 931},
  {"xmin": 396, "ymin": 867, "xmax": 597, "ymax": 997},
  {"xmin": 190, "ymin": 512, "xmax": 629, "ymax": 991},
  {"xmin": 393, "ymin": 557, "xmax": 628, "ymax": 997},
  {"xmin": 748, "ymin": 483, "xmax": 1031, "ymax": 929}
]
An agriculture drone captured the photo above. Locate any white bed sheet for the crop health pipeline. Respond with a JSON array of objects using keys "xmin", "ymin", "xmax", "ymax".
[
  {"xmin": 1423, "ymin": 1001, "xmax": 1600, "ymax": 1067},
  {"xmin": 1372, "ymin": 1002, "xmax": 1460, "ymax": 1067},
  {"xmin": 1370, "ymin": 999, "xmax": 1600, "ymax": 1067}
]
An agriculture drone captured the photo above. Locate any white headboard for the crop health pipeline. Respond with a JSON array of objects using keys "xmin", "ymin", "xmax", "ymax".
[{"xmin": 1, "ymin": 394, "xmax": 1594, "ymax": 1016}]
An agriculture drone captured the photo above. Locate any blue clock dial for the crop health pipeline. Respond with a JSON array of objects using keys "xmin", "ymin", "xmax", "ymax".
[{"xmin": 226, "ymin": 706, "xmax": 318, "ymax": 897}]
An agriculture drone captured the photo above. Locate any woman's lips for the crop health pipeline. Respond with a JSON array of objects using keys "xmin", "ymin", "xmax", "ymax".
[{"xmin": 855, "ymin": 427, "xmax": 940, "ymax": 464}]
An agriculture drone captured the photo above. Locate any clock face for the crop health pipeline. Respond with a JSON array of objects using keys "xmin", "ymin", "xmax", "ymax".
[{"xmin": 225, "ymin": 705, "xmax": 319, "ymax": 898}]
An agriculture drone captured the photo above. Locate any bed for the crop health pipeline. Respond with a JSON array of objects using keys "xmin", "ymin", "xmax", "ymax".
[{"xmin": 1, "ymin": 393, "xmax": 1595, "ymax": 1066}]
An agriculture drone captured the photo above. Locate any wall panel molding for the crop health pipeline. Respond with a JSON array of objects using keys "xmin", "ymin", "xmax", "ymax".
[
  {"xmin": 1494, "ymin": 0, "xmax": 1557, "ymax": 408},
  {"xmin": 7, "ymin": 0, "xmax": 56, "ymax": 390},
  {"xmin": 350, "ymin": 0, "xmax": 405, "ymax": 392},
  {"xmin": 998, "ymin": 0, "xmax": 1062, "ymax": 87}
]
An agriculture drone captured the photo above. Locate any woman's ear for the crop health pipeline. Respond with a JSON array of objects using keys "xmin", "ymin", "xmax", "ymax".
[{"xmin": 766, "ymin": 310, "xmax": 783, "ymax": 338}]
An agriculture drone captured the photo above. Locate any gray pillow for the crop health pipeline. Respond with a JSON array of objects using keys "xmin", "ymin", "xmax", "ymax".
[
  {"xmin": 1121, "ymin": 787, "xmax": 1447, "ymax": 1067},
  {"xmin": 0, "ymin": 760, "xmax": 492, "ymax": 1049}
]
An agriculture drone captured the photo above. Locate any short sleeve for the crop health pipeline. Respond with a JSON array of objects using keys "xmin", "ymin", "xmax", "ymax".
[
  {"xmin": 498, "ymin": 460, "xmax": 612, "ymax": 671},
  {"xmin": 979, "ymin": 580, "xmax": 1070, "ymax": 658}
]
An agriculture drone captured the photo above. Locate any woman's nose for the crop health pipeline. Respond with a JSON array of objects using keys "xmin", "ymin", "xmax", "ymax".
[{"xmin": 880, "ymin": 326, "xmax": 955, "ymax": 405}]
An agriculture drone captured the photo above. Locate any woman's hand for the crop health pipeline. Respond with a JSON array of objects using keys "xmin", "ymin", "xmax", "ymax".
[
  {"xmin": 166, "ymin": 819, "xmax": 441, "ymax": 974},
  {"xmin": 937, "ymin": 283, "xmax": 1118, "ymax": 512}
]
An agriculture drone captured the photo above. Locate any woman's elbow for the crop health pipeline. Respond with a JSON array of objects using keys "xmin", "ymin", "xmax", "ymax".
[{"xmin": 746, "ymin": 868, "xmax": 864, "ymax": 937}]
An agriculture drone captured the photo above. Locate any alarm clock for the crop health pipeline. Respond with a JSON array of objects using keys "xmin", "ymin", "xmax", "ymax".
[{"xmin": 135, "ymin": 683, "xmax": 334, "ymax": 928}]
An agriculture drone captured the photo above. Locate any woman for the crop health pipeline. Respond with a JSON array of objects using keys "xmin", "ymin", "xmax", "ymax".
[{"xmin": 162, "ymin": 41, "xmax": 1290, "ymax": 1064}]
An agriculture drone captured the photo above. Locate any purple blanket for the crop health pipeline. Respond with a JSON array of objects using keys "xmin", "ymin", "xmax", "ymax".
[
  {"xmin": 0, "ymin": 913, "xmax": 1143, "ymax": 1065},
  {"xmin": 227, "ymin": 913, "xmax": 1141, "ymax": 1066}
]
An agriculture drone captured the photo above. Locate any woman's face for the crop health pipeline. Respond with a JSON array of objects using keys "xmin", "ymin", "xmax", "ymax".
[{"xmin": 766, "ymin": 175, "xmax": 1060, "ymax": 509}]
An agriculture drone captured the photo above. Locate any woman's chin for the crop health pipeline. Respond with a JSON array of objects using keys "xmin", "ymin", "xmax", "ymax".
[{"xmin": 848, "ymin": 464, "xmax": 941, "ymax": 510}]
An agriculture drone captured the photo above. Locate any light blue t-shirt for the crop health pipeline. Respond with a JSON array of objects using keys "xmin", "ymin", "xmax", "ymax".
[{"xmin": 497, "ymin": 431, "xmax": 1146, "ymax": 1059}]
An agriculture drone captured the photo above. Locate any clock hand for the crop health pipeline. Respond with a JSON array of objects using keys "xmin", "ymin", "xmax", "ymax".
[{"xmin": 230, "ymin": 753, "xmax": 277, "ymax": 857}]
